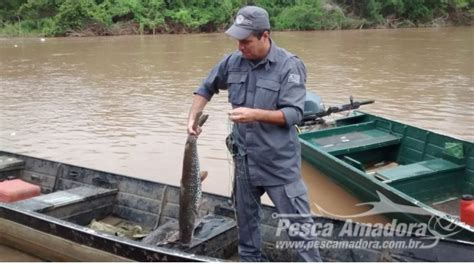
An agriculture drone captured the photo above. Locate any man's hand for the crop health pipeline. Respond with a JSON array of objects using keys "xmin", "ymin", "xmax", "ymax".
[
  {"xmin": 229, "ymin": 107, "xmax": 287, "ymax": 126},
  {"xmin": 228, "ymin": 107, "xmax": 258, "ymax": 123},
  {"xmin": 187, "ymin": 118, "xmax": 202, "ymax": 136},
  {"xmin": 187, "ymin": 94, "xmax": 209, "ymax": 136}
]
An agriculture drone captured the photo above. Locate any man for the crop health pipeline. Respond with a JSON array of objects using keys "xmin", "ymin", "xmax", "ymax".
[{"xmin": 187, "ymin": 6, "xmax": 321, "ymax": 262}]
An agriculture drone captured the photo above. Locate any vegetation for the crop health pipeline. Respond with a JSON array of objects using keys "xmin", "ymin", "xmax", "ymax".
[{"xmin": 0, "ymin": 0, "xmax": 472, "ymax": 37}]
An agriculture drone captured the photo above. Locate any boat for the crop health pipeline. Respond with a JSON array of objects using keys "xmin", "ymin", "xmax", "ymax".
[
  {"xmin": 298, "ymin": 93, "xmax": 474, "ymax": 244},
  {"xmin": 0, "ymin": 150, "xmax": 473, "ymax": 262}
]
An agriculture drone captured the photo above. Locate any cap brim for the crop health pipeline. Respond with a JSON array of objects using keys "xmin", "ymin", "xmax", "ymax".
[{"xmin": 225, "ymin": 25, "xmax": 252, "ymax": 40}]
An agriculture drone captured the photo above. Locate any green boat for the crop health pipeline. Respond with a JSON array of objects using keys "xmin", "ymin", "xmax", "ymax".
[{"xmin": 298, "ymin": 95, "xmax": 474, "ymax": 243}]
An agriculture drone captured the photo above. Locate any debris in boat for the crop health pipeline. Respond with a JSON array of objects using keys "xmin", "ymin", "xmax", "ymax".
[
  {"xmin": 142, "ymin": 215, "xmax": 232, "ymax": 249},
  {"xmin": 142, "ymin": 219, "xmax": 180, "ymax": 246},
  {"xmin": 365, "ymin": 162, "xmax": 399, "ymax": 175},
  {"xmin": 89, "ymin": 219, "xmax": 147, "ymax": 239},
  {"xmin": 179, "ymin": 112, "xmax": 208, "ymax": 246}
]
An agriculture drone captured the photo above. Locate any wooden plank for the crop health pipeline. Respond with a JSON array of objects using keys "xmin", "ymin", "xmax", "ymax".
[
  {"xmin": 377, "ymin": 158, "xmax": 463, "ymax": 182},
  {"xmin": 0, "ymin": 244, "xmax": 43, "ymax": 262},
  {"xmin": 0, "ymin": 218, "xmax": 133, "ymax": 262},
  {"xmin": 323, "ymin": 130, "xmax": 401, "ymax": 156}
]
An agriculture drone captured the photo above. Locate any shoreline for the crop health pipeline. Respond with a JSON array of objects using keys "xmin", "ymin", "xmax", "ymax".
[
  {"xmin": 1, "ymin": 1, "xmax": 471, "ymax": 38},
  {"xmin": 1, "ymin": 23, "xmax": 472, "ymax": 39}
]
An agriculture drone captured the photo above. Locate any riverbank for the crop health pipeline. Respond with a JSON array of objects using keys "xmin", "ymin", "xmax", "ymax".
[
  {"xmin": 0, "ymin": 0, "xmax": 472, "ymax": 37},
  {"xmin": 2, "ymin": 17, "xmax": 470, "ymax": 38}
]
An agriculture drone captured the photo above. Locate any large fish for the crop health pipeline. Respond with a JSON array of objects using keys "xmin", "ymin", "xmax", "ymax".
[{"xmin": 179, "ymin": 111, "xmax": 208, "ymax": 246}]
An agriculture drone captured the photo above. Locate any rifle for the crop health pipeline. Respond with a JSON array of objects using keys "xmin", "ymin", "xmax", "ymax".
[{"xmin": 300, "ymin": 96, "xmax": 375, "ymax": 125}]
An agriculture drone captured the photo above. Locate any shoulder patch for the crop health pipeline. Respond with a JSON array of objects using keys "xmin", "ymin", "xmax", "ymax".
[{"xmin": 288, "ymin": 73, "xmax": 300, "ymax": 84}]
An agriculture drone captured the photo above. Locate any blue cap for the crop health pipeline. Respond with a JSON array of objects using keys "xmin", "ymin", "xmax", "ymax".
[{"xmin": 225, "ymin": 6, "xmax": 271, "ymax": 40}]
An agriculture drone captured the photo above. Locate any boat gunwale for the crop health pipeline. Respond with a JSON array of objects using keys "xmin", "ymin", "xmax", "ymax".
[
  {"xmin": 0, "ymin": 149, "xmax": 235, "ymax": 206},
  {"xmin": 348, "ymin": 111, "xmax": 472, "ymax": 143}
]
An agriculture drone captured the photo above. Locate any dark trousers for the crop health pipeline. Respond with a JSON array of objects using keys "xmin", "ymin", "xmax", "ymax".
[{"xmin": 233, "ymin": 155, "xmax": 322, "ymax": 262}]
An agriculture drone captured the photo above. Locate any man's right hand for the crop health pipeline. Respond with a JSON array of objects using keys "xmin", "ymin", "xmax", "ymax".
[
  {"xmin": 187, "ymin": 94, "xmax": 209, "ymax": 136},
  {"xmin": 187, "ymin": 118, "xmax": 202, "ymax": 136}
]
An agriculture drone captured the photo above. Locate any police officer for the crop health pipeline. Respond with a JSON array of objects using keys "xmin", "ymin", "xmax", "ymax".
[{"xmin": 187, "ymin": 6, "xmax": 321, "ymax": 262}]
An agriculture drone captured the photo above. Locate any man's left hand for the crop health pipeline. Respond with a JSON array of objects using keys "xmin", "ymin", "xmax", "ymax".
[
  {"xmin": 229, "ymin": 107, "xmax": 287, "ymax": 126},
  {"xmin": 228, "ymin": 107, "xmax": 257, "ymax": 123}
]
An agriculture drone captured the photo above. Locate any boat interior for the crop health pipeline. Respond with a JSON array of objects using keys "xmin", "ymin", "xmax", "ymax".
[
  {"xmin": 0, "ymin": 153, "xmax": 239, "ymax": 260},
  {"xmin": 299, "ymin": 112, "xmax": 474, "ymax": 217},
  {"xmin": 1, "ymin": 147, "xmax": 474, "ymax": 261}
]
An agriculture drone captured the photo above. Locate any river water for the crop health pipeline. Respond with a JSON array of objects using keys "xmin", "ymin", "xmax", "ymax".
[{"xmin": 0, "ymin": 28, "xmax": 472, "ymax": 220}]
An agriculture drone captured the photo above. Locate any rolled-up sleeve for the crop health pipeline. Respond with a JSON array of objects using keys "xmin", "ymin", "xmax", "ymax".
[
  {"xmin": 278, "ymin": 57, "xmax": 307, "ymax": 127},
  {"xmin": 194, "ymin": 54, "xmax": 231, "ymax": 101}
]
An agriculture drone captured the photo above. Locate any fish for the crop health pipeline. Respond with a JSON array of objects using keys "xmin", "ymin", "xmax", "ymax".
[{"xmin": 179, "ymin": 111, "xmax": 209, "ymax": 246}]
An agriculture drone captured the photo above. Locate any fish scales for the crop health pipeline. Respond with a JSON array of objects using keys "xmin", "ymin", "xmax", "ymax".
[{"xmin": 179, "ymin": 112, "xmax": 208, "ymax": 246}]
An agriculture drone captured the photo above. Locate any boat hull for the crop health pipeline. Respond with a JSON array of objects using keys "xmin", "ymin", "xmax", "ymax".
[{"xmin": 299, "ymin": 111, "xmax": 474, "ymax": 243}]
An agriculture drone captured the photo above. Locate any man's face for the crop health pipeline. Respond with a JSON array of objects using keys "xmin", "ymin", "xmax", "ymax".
[{"xmin": 238, "ymin": 32, "xmax": 269, "ymax": 60}]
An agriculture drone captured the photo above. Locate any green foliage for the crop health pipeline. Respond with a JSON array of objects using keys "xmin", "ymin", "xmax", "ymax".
[
  {"xmin": 52, "ymin": 0, "xmax": 104, "ymax": 34},
  {"xmin": 273, "ymin": 1, "xmax": 345, "ymax": 30},
  {"xmin": 0, "ymin": 22, "xmax": 22, "ymax": 37},
  {"xmin": 0, "ymin": 0, "xmax": 28, "ymax": 21},
  {"xmin": 274, "ymin": 4, "xmax": 321, "ymax": 30},
  {"xmin": 164, "ymin": 0, "xmax": 236, "ymax": 31},
  {"xmin": 0, "ymin": 0, "xmax": 472, "ymax": 36},
  {"xmin": 138, "ymin": 0, "xmax": 166, "ymax": 32},
  {"xmin": 362, "ymin": 0, "xmax": 384, "ymax": 23},
  {"xmin": 335, "ymin": 0, "xmax": 473, "ymax": 25},
  {"xmin": 19, "ymin": 0, "xmax": 64, "ymax": 20},
  {"xmin": 380, "ymin": 0, "xmax": 405, "ymax": 16},
  {"xmin": 453, "ymin": 0, "xmax": 470, "ymax": 9}
]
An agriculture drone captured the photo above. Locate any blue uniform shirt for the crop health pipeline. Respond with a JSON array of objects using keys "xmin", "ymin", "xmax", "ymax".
[{"xmin": 195, "ymin": 40, "xmax": 307, "ymax": 186}]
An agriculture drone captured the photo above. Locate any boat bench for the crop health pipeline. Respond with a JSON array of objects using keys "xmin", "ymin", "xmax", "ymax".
[
  {"xmin": 375, "ymin": 158, "xmax": 465, "ymax": 184},
  {"xmin": 10, "ymin": 186, "xmax": 118, "ymax": 225},
  {"xmin": 313, "ymin": 129, "xmax": 401, "ymax": 156}
]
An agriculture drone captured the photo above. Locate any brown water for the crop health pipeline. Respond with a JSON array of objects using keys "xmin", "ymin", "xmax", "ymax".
[
  {"xmin": 302, "ymin": 161, "xmax": 389, "ymax": 224},
  {"xmin": 0, "ymin": 28, "xmax": 473, "ymax": 216}
]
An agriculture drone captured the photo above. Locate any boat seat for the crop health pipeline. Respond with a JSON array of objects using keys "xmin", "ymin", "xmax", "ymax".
[
  {"xmin": 10, "ymin": 186, "xmax": 118, "ymax": 224},
  {"xmin": 375, "ymin": 158, "xmax": 465, "ymax": 183},
  {"xmin": 313, "ymin": 129, "xmax": 401, "ymax": 156}
]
